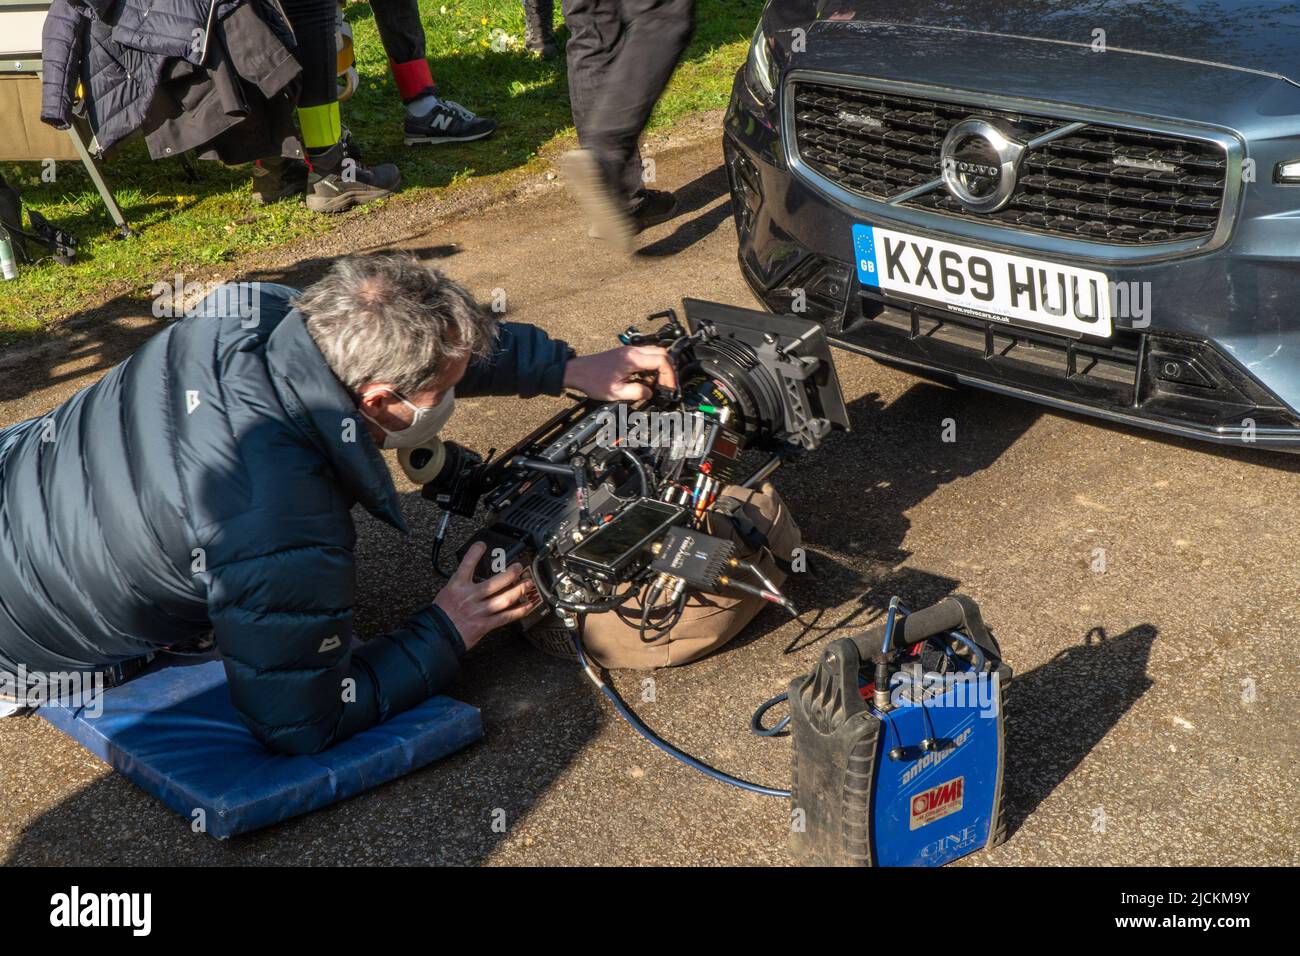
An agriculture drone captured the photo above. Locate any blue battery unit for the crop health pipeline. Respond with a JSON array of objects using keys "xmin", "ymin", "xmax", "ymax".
[
  {"xmin": 866, "ymin": 669, "xmax": 1008, "ymax": 866},
  {"xmin": 788, "ymin": 596, "xmax": 1010, "ymax": 867}
]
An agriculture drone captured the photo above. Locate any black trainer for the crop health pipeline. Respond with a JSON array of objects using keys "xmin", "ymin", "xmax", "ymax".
[
  {"xmin": 404, "ymin": 98, "xmax": 497, "ymax": 146},
  {"xmin": 629, "ymin": 189, "xmax": 679, "ymax": 230},
  {"xmin": 587, "ymin": 189, "xmax": 679, "ymax": 240},
  {"xmin": 251, "ymin": 156, "xmax": 309, "ymax": 204},
  {"xmin": 305, "ymin": 139, "xmax": 401, "ymax": 214}
]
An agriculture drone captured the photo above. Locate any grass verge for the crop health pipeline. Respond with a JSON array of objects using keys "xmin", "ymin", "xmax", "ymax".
[{"xmin": 0, "ymin": 0, "xmax": 760, "ymax": 345}]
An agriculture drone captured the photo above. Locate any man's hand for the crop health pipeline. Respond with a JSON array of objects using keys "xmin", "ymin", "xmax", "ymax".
[
  {"xmin": 434, "ymin": 542, "xmax": 540, "ymax": 651},
  {"xmin": 563, "ymin": 345, "xmax": 677, "ymax": 401}
]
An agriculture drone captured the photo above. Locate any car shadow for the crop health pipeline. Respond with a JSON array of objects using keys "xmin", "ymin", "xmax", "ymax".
[{"xmin": 718, "ymin": 381, "xmax": 1042, "ymax": 657}]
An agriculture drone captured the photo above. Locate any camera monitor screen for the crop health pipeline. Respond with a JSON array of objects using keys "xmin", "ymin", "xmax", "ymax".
[{"xmin": 565, "ymin": 499, "xmax": 685, "ymax": 574}]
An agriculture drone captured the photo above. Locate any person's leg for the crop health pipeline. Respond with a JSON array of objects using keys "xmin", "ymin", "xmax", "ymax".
[
  {"xmin": 279, "ymin": 0, "xmax": 344, "ymax": 157},
  {"xmin": 559, "ymin": 0, "xmax": 691, "ymax": 247},
  {"xmin": 369, "ymin": 0, "xmax": 497, "ymax": 145},
  {"xmin": 561, "ymin": 0, "xmax": 624, "ymax": 159},
  {"xmin": 522, "ymin": 0, "xmax": 557, "ymax": 57},
  {"xmin": 371, "ymin": 0, "xmax": 432, "ymax": 100},
  {"xmin": 587, "ymin": 0, "xmax": 694, "ymax": 200},
  {"xmin": 280, "ymin": 0, "xmax": 401, "ymax": 211}
]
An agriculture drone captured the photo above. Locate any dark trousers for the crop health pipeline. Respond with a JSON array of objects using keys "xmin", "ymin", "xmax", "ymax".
[
  {"xmin": 561, "ymin": 0, "xmax": 694, "ymax": 202},
  {"xmin": 370, "ymin": 0, "xmax": 425, "ymax": 65},
  {"xmin": 279, "ymin": 0, "xmax": 337, "ymax": 108}
]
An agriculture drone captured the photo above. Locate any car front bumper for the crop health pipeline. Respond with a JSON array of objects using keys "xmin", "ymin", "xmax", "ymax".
[{"xmin": 724, "ymin": 69, "xmax": 1300, "ymax": 450}]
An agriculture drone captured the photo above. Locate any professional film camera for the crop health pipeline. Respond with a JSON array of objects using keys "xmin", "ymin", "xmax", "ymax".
[
  {"xmin": 399, "ymin": 298, "xmax": 850, "ymax": 640},
  {"xmin": 400, "ymin": 301, "xmax": 1011, "ymax": 867}
]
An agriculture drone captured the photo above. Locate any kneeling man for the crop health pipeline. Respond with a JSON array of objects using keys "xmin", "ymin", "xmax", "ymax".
[{"xmin": 0, "ymin": 254, "xmax": 673, "ymax": 753}]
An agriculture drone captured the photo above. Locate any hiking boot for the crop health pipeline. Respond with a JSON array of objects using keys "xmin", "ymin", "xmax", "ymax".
[
  {"xmin": 403, "ymin": 97, "xmax": 497, "ymax": 146},
  {"xmin": 251, "ymin": 156, "xmax": 309, "ymax": 204},
  {"xmin": 561, "ymin": 149, "xmax": 635, "ymax": 252},
  {"xmin": 587, "ymin": 189, "xmax": 679, "ymax": 239},
  {"xmin": 305, "ymin": 139, "xmax": 401, "ymax": 214},
  {"xmin": 523, "ymin": 0, "xmax": 557, "ymax": 57}
]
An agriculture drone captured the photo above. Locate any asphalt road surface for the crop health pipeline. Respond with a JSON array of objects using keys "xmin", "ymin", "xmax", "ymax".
[{"xmin": 1, "ymin": 128, "xmax": 1296, "ymax": 865}]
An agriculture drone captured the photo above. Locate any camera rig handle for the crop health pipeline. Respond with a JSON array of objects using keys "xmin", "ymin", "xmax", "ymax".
[
  {"xmin": 619, "ymin": 308, "xmax": 686, "ymax": 348},
  {"xmin": 790, "ymin": 595, "xmax": 1000, "ymax": 736}
]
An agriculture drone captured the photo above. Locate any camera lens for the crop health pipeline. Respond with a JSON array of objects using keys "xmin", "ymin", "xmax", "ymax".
[{"xmin": 681, "ymin": 337, "xmax": 783, "ymax": 447}]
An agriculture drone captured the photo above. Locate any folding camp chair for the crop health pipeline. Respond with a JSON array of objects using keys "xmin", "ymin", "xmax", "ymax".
[{"xmin": 0, "ymin": 0, "xmax": 130, "ymax": 236}]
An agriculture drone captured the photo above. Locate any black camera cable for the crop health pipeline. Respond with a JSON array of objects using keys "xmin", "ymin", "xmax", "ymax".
[
  {"xmin": 530, "ymin": 548, "xmax": 640, "ymax": 616},
  {"xmin": 528, "ymin": 542, "xmax": 791, "ymax": 796},
  {"xmin": 570, "ymin": 623, "xmax": 791, "ymax": 799}
]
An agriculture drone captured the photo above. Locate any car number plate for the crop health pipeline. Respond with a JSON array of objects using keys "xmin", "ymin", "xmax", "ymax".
[{"xmin": 852, "ymin": 224, "xmax": 1112, "ymax": 338}]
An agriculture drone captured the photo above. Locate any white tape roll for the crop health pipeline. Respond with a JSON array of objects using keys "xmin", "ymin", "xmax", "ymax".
[
  {"xmin": 338, "ymin": 66, "xmax": 359, "ymax": 102},
  {"xmin": 397, "ymin": 440, "xmax": 447, "ymax": 485}
]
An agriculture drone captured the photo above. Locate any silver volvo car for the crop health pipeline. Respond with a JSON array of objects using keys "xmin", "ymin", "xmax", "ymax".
[{"xmin": 724, "ymin": 0, "xmax": 1300, "ymax": 448}]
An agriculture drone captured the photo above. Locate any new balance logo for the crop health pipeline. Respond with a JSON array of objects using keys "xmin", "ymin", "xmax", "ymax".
[
  {"xmin": 431, "ymin": 113, "xmax": 453, "ymax": 131},
  {"xmin": 318, "ymin": 636, "xmax": 342, "ymax": 653}
]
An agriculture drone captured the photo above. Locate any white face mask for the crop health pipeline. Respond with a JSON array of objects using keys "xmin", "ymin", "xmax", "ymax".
[{"xmin": 361, "ymin": 387, "xmax": 456, "ymax": 449}]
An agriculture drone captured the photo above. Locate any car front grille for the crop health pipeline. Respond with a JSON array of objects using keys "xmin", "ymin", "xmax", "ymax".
[
  {"xmin": 791, "ymin": 81, "xmax": 1227, "ymax": 246},
  {"xmin": 833, "ymin": 289, "xmax": 1298, "ymax": 431}
]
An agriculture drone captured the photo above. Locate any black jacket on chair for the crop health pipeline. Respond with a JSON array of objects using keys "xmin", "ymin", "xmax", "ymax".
[
  {"xmin": 0, "ymin": 283, "xmax": 572, "ymax": 753},
  {"xmin": 41, "ymin": 0, "xmax": 301, "ymax": 161}
]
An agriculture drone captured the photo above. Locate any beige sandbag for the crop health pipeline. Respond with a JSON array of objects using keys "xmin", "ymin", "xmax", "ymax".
[{"xmin": 524, "ymin": 482, "xmax": 800, "ymax": 669}]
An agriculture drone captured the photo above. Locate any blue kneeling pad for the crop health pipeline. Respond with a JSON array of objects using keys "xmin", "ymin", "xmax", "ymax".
[{"xmin": 39, "ymin": 653, "xmax": 483, "ymax": 839}]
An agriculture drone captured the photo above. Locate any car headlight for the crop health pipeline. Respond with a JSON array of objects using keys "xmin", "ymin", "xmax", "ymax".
[{"xmin": 746, "ymin": 23, "xmax": 777, "ymax": 98}]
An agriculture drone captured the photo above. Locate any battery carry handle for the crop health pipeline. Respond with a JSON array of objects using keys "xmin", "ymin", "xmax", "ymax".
[
  {"xmin": 788, "ymin": 595, "xmax": 996, "ymax": 734},
  {"xmin": 852, "ymin": 595, "xmax": 1000, "ymax": 665}
]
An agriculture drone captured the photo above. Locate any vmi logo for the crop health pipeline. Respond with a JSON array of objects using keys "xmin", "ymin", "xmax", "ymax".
[{"xmin": 909, "ymin": 776, "xmax": 964, "ymax": 830}]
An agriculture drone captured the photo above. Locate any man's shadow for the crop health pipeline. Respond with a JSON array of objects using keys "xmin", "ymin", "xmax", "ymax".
[{"xmin": 1001, "ymin": 624, "xmax": 1158, "ymax": 837}]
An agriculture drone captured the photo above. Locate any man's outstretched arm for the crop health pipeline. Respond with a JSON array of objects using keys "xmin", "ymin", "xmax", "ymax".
[
  {"xmin": 456, "ymin": 322, "xmax": 573, "ymax": 398},
  {"xmin": 457, "ymin": 322, "xmax": 676, "ymax": 400}
]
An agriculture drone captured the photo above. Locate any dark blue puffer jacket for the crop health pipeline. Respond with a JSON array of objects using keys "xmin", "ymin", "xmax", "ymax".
[{"xmin": 0, "ymin": 283, "xmax": 571, "ymax": 753}]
